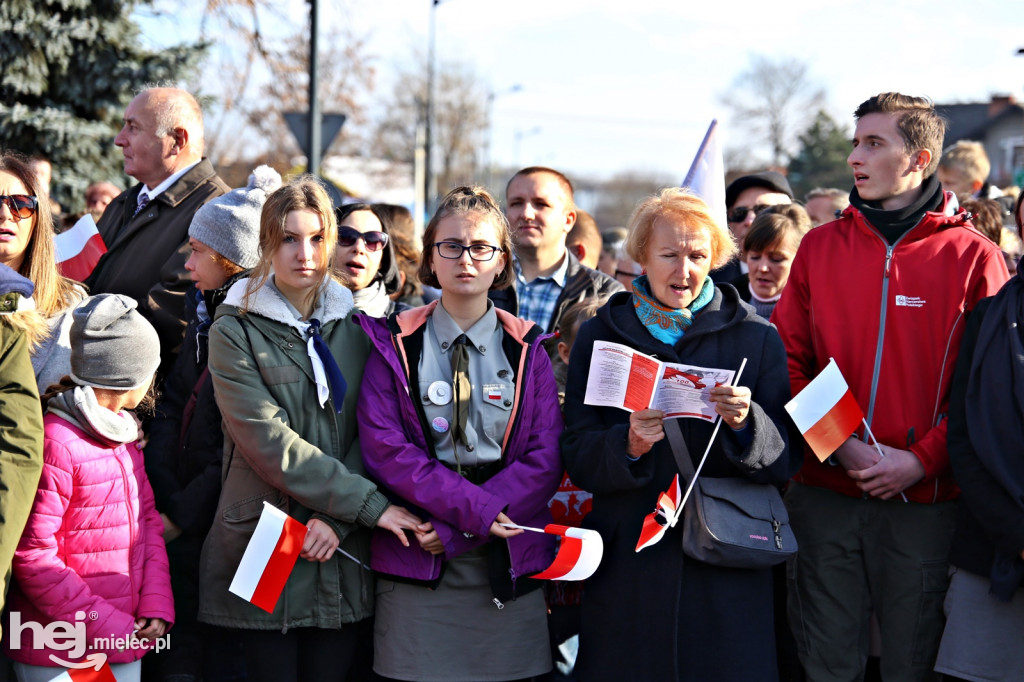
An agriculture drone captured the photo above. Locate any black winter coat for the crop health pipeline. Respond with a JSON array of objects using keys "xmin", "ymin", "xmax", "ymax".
[
  {"xmin": 144, "ymin": 275, "xmax": 246, "ymax": 627},
  {"xmin": 947, "ymin": 296, "xmax": 1024, "ymax": 586},
  {"xmin": 562, "ymin": 285, "xmax": 800, "ymax": 682}
]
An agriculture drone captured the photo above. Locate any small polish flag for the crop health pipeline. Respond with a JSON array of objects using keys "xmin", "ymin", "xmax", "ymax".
[
  {"xmin": 47, "ymin": 654, "xmax": 116, "ymax": 682},
  {"xmin": 229, "ymin": 502, "xmax": 308, "ymax": 613},
  {"xmin": 785, "ymin": 359, "xmax": 864, "ymax": 462},
  {"xmin": 54, "ymin": 214, "xmax": 107, "ymax": 282},
  {"xmin": 531, "ymin": 524, "xmax": 604, "ymax": 581},
  {"xmin": 487, "ymin": 390, "xmax": 501, "ymax": 401},
  {"xmin": 635, "ymin": 474, "xmax": 682, "ymax": 552}
]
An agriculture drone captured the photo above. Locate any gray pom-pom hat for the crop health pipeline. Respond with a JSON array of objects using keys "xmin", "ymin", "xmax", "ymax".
[{"xmin": 188, "ymin": 165, "xmax": 283, "ymax": 269}]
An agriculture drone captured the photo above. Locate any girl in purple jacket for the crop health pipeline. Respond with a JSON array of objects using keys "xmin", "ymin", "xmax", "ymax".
[
  {"xmin": 356, "ymin": 187, "xmax": 563, "ymax": 681},
  {"xmin": 5, "ymin": 294, "xmax": 173, "ymax": 682}
]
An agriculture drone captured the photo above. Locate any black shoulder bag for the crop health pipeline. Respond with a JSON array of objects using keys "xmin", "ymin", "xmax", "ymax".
[{"xmin": 665, "ymin": 419, "xmax": 796, "ymax": 569}]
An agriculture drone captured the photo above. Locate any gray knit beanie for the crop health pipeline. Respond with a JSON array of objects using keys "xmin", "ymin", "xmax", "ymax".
[
  {"xmin": 188, "ymin": 165, "xmax": 283, "ymax": 269},
  {"xmin": 70, "ymin": 294, "xmax": 161, "ymax": 391}
]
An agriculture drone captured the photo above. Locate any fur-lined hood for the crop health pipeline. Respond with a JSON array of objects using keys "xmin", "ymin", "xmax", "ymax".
[{"xmin": 221, "ymin": 275, "xmax": 354, "ymax": 330}]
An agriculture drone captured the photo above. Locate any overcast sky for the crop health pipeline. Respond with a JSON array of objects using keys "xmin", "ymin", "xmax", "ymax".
[{"xmin": 145, "ymin": 0, "xmax": 1024, "ymax": 182}]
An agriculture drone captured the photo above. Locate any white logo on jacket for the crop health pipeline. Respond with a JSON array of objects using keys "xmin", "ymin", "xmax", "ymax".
[{"xmin": 895, "ymin": 295, "xmax": 925, "ymax": 308}]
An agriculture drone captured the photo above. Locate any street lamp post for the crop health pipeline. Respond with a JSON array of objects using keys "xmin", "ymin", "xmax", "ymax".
[
  {"xmin": 424, "ymin": 0, "xmax": 439, "ymax": 213},
  {"xmin": 307, "ymin": 0, "xmax": 321, "ymax": 176}
]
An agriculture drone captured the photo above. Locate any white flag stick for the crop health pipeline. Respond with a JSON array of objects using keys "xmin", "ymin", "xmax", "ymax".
[
  {"xmin": 860, "ymin": 418, "xmax": 908, "ymax": 503},
  {"xmin": 674, "ymin": 357, "xmax": 748, "ymax": 523},
  {"xmin": 499, "ymin": 522, "xmax": 546, "ymax": 533}
]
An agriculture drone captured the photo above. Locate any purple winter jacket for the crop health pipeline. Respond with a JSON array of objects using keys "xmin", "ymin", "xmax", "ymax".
[{"xmin": 356, "ymin": 302, "xmax": 562, "ymax": 593}]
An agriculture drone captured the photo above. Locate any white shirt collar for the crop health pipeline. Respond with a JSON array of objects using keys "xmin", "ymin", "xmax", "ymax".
[{"xmin": 142, "ymin": 159, "xmax": 201, "ymax": 200}]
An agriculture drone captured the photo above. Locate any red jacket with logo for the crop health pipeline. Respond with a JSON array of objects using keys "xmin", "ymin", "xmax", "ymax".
[{"xmin": 772, "ymin": 193, "xmax": 1008, "ymax": 503}]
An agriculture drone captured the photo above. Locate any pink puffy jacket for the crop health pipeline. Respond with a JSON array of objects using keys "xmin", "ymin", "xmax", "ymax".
[{"xmin": 4, "ymin": 414, "xmax": 174, "ymax": 666}]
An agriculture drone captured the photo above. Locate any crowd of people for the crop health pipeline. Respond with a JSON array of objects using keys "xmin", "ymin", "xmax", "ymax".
[{"xmin": 0, "ymin": 84, "xmax": 1021, "ymax": 682}]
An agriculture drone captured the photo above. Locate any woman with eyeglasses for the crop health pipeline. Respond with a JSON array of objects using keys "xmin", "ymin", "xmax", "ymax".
[
  {"xmin": 0, "ymin": 151, "xmax": 88, "ymax": 392},
  {"xmin": 334, "ymin": 203, "xmax": 405, "ymax": 318},
  {"xmin": 355, "ymin": 186, "xmax": 563, "ymax": 681}
]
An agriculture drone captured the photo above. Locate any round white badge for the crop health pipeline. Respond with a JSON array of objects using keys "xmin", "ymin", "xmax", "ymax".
[{"xmin": 428, "ymin": 380, "xmax": 453, "ymax": 405}]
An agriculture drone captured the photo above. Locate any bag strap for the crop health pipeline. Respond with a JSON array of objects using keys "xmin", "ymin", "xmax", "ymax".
[{"xmin": 665, "ymin": 419, "xmax": 698, "ymax": 485}]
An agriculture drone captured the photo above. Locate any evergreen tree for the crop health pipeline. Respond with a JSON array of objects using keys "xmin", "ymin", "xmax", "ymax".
[
  {"xmin": 787, "ymin": 110, "xmax": 852, "ymax": 199},
  {"xmin": 0, "ymin": 0, "xmax": 202, "ymax": 214}
]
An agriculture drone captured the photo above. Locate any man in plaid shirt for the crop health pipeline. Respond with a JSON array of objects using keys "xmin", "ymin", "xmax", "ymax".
[{"xmin": 491, "ymin": 167, "xmax": 621, "ymax": 356}]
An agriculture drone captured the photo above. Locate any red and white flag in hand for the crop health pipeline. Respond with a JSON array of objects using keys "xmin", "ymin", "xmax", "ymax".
[
  {"xmin": 229, "ymin": 502, "xmax": 308, "ymax": 613},
  {"xmin": 530, "ymin": 525, "xmax": 604, "ymax": 581},
  {"xmin": 635, "ymin": 474, "xmax": 682, "ymax": 552},
  {"xmin": 785, "ymin": 358, "xmax": 864, "ymax": 462},
  {"xmin": 54, "ymin": 214, "xmax": 106, "ymax": 282}
]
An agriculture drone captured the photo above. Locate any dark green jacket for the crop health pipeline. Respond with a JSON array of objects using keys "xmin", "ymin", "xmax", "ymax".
[
  {"xmin": 198, "ymin": 278, "xmax": 387, "ymax": 630},
  {"xmin": 0, "ymin": 302, "xmax": 44, "ymax": 633}
]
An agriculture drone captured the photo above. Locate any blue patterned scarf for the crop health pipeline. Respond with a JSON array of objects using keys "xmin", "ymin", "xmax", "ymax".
[{"xmin": 632, "ymin": 274, "xmax": 714, "ymax": 346}]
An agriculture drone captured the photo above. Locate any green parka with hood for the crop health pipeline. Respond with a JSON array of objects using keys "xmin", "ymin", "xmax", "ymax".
[{"xmin": 198, "ymin": 276, "xmax": 388, "ymax": 631}]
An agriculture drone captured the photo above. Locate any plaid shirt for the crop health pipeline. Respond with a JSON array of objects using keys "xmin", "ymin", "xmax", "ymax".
[{"xmin": 513, "ymin": 251, "xmax": 570, "ymax": 329}]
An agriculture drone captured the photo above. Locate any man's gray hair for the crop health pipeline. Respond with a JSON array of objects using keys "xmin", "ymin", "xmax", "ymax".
[{"xmin": 139, "ymin": 85, "xmax": 205, "ymax": 155}]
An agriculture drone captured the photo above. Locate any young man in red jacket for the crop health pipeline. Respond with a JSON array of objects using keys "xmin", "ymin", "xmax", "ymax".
[{"xmin": 772, "ymin": 93, "xmax": 1009, "ymax": 681}]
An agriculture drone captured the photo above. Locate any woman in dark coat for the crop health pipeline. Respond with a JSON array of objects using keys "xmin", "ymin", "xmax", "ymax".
[{"xmin": 562, "ymin": 188, "xmax": 799, "ymax": 681}]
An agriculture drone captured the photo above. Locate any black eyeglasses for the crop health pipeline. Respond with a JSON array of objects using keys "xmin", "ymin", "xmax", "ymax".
[
  {"xmin": 337, "ymin": 227, "xmax": 389, "ymax": 252},
  {"xmin": 0, "ymin": 195, "xmax": 38, "ymax": 222},
  {"xmin": 727, "ymin": 203, "xmax": 771, "ymax": 224},
  {"xmin": 432, "ymin": 242, "xmax": 502, "ymax": 261}
]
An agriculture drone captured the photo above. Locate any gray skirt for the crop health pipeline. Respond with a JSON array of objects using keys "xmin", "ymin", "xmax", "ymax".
[
  {"xmin": 935, "ymin": 566, "xmax": 1024, "ymax": 682},
  {"xmin": 373, "ymin": 551, "xmax": 551, "ymax": 682}
]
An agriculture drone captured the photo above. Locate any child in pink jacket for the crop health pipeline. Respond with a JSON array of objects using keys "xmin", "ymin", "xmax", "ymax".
[{"xmin": 4, "ymin": 294, "xmax": 174, "ymax": 682}]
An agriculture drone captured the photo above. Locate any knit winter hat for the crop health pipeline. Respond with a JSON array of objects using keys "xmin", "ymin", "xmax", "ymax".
[
  {"xmin": 725, "ymin": 171, "xmax": 794, "ymax": 209},
  {"xmin": 70, "ymin": 294, "xmax": 161, "ymax": 391},
  {"xmin": 188, "ymin": 165, "xmax": 283, "ymax": 269}
]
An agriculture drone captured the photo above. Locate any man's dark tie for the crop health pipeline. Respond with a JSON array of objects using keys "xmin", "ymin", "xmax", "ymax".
[{"xmin": 132, "ymin": 191, "xmax": 150, "ymax": 219}]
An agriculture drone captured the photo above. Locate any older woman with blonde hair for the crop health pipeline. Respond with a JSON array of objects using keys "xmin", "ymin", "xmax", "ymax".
[
  {"xmin": 562, "ymin": 187, "xmax": 798, "ymax": 681},
  {"xmin": 0, "ymin": 151, "xmax": 87, "ymax": 391}
]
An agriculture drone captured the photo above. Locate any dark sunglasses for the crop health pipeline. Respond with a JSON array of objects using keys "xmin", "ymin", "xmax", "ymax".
[
  {"xmin": 337, "ymin": 227, "xmax": 389, "ymax": 251},
  {"xmin": 0, "ymin": 195, "xmax": 38, "ymax": 222},
  {"xmin": 727, "ymin": 203, "xmax": 771, "ymax": 224}
]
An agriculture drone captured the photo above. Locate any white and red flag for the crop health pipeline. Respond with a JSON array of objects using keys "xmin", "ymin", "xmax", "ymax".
[
  {"xmin": 635, "ymin": 474, "xmax": 682, "ymax": 552},
  {"xmin": 682, "ymin": 119, "xmax": 728, "ymax": 230},
  {"xmin": 229, "ymin": 502, "xmax": 308, "ymax": 613},
  {"xmin": 785, "ymin": 359, "xmax": 864, "ymax": 462},
  {"xmin": 531, "ymin": 525, "xmax": 604, "ymax": 581},
  {"xmin": 47, "ymin": 654, "xmax": 116, "ymax": 682},
  {"xmin": 500, "ymin": 523, "xmax": 604, "ymax": 581},
  {"xmin": 54, "ymin": 214, "xmax": 107, "ymax": 282}
]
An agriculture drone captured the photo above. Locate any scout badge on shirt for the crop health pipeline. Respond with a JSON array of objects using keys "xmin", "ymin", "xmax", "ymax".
[{"xmin": 482, "ymin": 383, "xmax": 506, "ymax": 406}]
